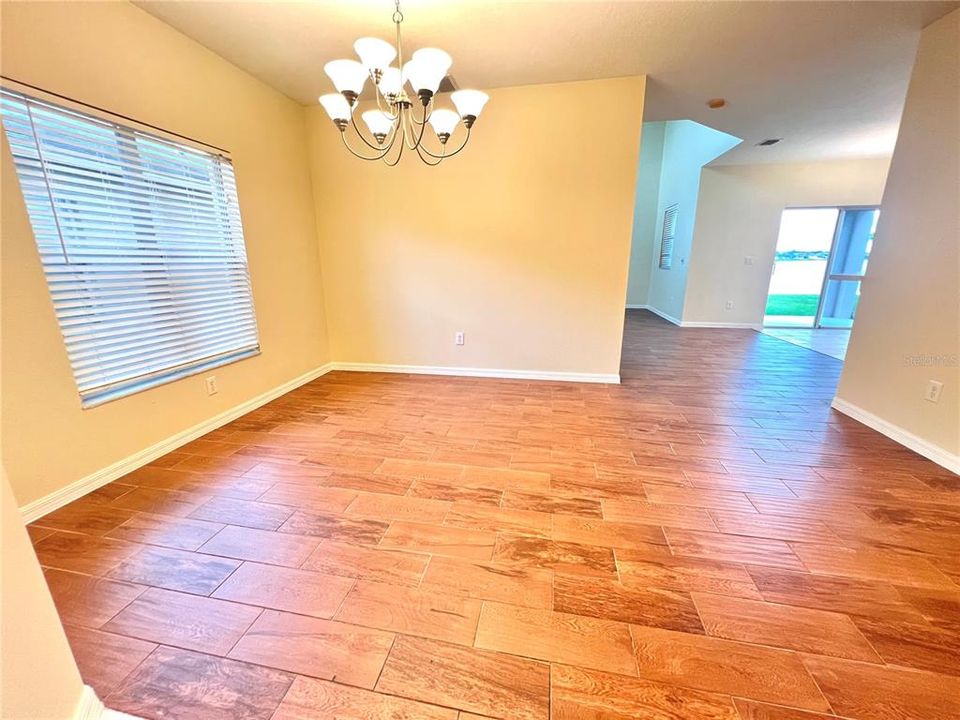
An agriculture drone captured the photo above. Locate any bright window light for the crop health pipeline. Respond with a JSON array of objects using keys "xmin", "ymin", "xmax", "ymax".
[{"xmin": 1, "ymin": 89, "xmax": 261, "ymax": 407}]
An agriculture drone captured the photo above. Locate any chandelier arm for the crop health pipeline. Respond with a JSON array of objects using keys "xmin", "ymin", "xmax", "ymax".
[
  {"xmin": 400, "ymin": 107, "xmax": 415, "ymax": 149},
  {"xmin": 419, "ymin": 126, "xmax": 471, "ymax": 159},
  {"xmin": 399, "ymin": 108, "xmax": 411, "ymax": 148},
  {"xmin": 404, "ymin": 108, "xmax": 429, "ymax": 150},
  {"xmin": 409, "ymin": 98, "xmax": 433, "ymax": 127},
  {"xmin": 373, "ymin": 85, "xmax": 390, "ymax": 117},
  {"xmin": 383, "ymin": 130, "xmax": 406, "ymax": 166},
  {"xmin": 339, "ymin": 130, "xmax": 394, "ymax": 161},
  {"xmin": 370, "ymin": 79, "xmax": 400, "ymax": 121},
  {"xmin": 414, "ymin": 140, "xmax": 445, "ymax": 166}
]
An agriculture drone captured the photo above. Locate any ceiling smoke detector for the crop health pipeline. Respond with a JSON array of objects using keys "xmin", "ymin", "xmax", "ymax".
[{"xmin": 757, "ymin": 138, "xmax": 782, "ymax": 146}]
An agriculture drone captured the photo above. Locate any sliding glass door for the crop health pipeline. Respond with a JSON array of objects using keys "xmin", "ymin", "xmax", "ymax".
[
  {"xmin": 764, "ymin": 206, "xmax": 879, "ymax": 329},
  {"xmin": 815, "ymin": 208, "xmax": 879, "ymax": 328},
  {"xmin": 765, "ymin": 208, "xmax": 839, "ymax": 327}
]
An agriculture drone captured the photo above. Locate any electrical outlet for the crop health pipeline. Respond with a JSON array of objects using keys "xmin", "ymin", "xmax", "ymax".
[
  {"xmin": 725, "ymin": 300, "xmax": 734, "ymax": 310},
  {"xmin": 925, "ymin": 380, "xmax": 943, "ymax": 403},
  {"xmin": 744, "ymin": 256, "xmax": 754, "ymax": 266},
  {"xmin": 455, "ymin": 331, "xmax": 465, "ymax": 346},
  {"xmin": 205, "ymin": 376, "xmax": 218, "ymax": 396}
]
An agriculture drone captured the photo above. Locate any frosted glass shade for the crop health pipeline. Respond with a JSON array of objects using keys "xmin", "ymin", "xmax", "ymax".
[
  {"xmin": 412, "ymin": 48, "xmax": 452, "ymax": 76},
  {"xmin": 361, "ymin": 110, "xmax": 394, "ymax": 137},
  {"xmin": 318, "ymin": 93, "xmax": 352, "ymax": 122},
  {"xmin": 324, "ymin": 59, "xmax": 368, "ymax": 95},
  {"xmin": 428, "ymin": 109, "xmax": 460, "ymax": 138},
  {"xmin": 404, "ymin": 48, "xmax": 452, "ymax": 93},
  {"xmin": 354, "ymin": 37, "xmax": 396, "ymax": 73},
  {"xmin": 378, "ymin": 67, "xmax": 402, "ymax": 96},
  {"xmin": 451, "ymin": 89, "xmax": 489, "ymax": 119},
  {"xmin": 402, "ymin": 60, "xmax": 432, "ymax": 94}
]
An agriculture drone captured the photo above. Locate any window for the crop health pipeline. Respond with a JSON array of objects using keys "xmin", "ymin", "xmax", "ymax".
[
  {"xmin": 1, "ymin": 89, "xmax": 260, "ymax": 407},
  {"xmin": 659, "ymin": 204, "xmax": 678, "ymax": 270}
]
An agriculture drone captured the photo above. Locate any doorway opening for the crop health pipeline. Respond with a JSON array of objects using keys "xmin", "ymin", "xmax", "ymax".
[{"xmin": 762, "ymin": 206, "xmax": 879, "ymax": 358}]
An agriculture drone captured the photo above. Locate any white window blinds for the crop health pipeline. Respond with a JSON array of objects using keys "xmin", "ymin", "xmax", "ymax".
[
  {"xmin": 1, "ymin": 88, "xmax": 260, "ymax": 407},
  {"xmin": 659, "ymin": 203, "xmax": 678, "ymax": 270}
]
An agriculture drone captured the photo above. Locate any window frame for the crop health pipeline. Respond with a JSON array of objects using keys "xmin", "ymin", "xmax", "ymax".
[
  {"xmin": 659, "ymin": 203, "xmax": 678, "ymax": 270},
  {"xmin": 1, "ymin": 83, "xmax": 261, "ymax": 408}
]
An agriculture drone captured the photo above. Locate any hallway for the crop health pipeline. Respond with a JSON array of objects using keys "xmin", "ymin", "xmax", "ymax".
[{"xmin": 28, "ymin": 309, "xmax": 960, "ymax": 719}]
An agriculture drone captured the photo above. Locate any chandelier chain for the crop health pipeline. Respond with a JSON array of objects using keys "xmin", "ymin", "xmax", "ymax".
[{"xmin": 394, "ymin": 0, "xmax": 404, "ymax": 106}]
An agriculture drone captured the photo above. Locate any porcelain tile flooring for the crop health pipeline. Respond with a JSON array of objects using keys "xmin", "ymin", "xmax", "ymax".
[
  {"xmin": 761, "ymin": 327, "xmax": 852, "ymax": 360},
  {"xmin": 29, "ymin": 310, "xmax": 959, "ymax": 719}
]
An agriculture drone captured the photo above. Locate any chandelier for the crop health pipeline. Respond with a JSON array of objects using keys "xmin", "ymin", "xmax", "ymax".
[{"xmin": 317, "ymin": 0, "xmax": 489, "ymax": 166}]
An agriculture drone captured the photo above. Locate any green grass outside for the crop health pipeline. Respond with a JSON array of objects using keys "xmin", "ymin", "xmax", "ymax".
[{"xmin": 765, "ymin": 294, "xmax": 819, "ymax": 316}]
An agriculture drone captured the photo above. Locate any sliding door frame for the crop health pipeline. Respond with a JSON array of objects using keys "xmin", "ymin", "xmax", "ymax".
[
  {"xmin": 769, "ymin": 204, "xmax": 879, "ymax": 330},
  {"xmin": 809, "ymin": 205, "xmax": 879, "ymax": 329}
]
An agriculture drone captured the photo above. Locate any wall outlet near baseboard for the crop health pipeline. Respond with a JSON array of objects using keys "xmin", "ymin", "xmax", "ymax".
[
  {"xmin": 205, "ymin": 376, "xmax": 218, "ymax": 396},
  {"xmin": 725, "ymin": 300, "xmax": 734, "ymax": 310},
  {"xmin": 925, "ymin": 380, "xmax": 943, "ymax": 403},
  {"xmin": 455, "ymin": 331, "xmax": 465, "ymax": 346}
]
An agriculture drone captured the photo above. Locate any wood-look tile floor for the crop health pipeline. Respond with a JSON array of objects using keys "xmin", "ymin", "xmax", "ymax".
[{"xmin": 30, "ymin": 310, "xmax": 960, "ymax": 719}]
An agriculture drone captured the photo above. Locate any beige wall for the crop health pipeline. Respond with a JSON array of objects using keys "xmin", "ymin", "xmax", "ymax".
[
  {"xmin": 1, "ymin": 471, "xmax": 86, "ymax": 719},
  {"xmin": 1, "ymin": 1, "xmax": 330, "ymax": 507},
  {"xmin": 684, "ymin": 158, "xmax": 891, "ymax": 325},
  {"xmin": 625, "ymin": 121, "xmax": 664, "ymax": 306},
  {"xmin": 307, "ymin": 76, "xmax": 646, "ymax": 378},
  {"xmin": 837, "ymin": 9, "xmax": 960, "ymax": 458}
]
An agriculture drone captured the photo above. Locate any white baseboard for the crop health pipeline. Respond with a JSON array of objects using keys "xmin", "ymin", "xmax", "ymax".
[
  {"xmin": 626, "ymin": 305, "xmax": 760, "ymax": 330},
  {"xmin": 331, "ymin": 362, "xmax": 620, "ymax": 385},
  {"xmin": 74, "ymin": 687, "xmax": 103, "ymax": 720},
  {"xmin": 681, "ymin": 320, "xmax": 763, "ymax": 330},
  {"xmin": 640, "ymin": 305, "xmax": 683, "ymax": 326},
  {"xmin": 20, "ymin": 363, "xmax": 335, "ymax": 523},
  {"xmin": 74, "ymin": 685, "xmax": 142, "ymax": 720},
  {"xmin": 831, "ymin": 397, "xmax": 960, "ymax": 475}
]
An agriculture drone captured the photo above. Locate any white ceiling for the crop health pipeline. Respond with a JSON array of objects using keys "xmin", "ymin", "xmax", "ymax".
[{"xmin": 134, "ymin": 0, "xmax": 955, "ymax": 165}]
